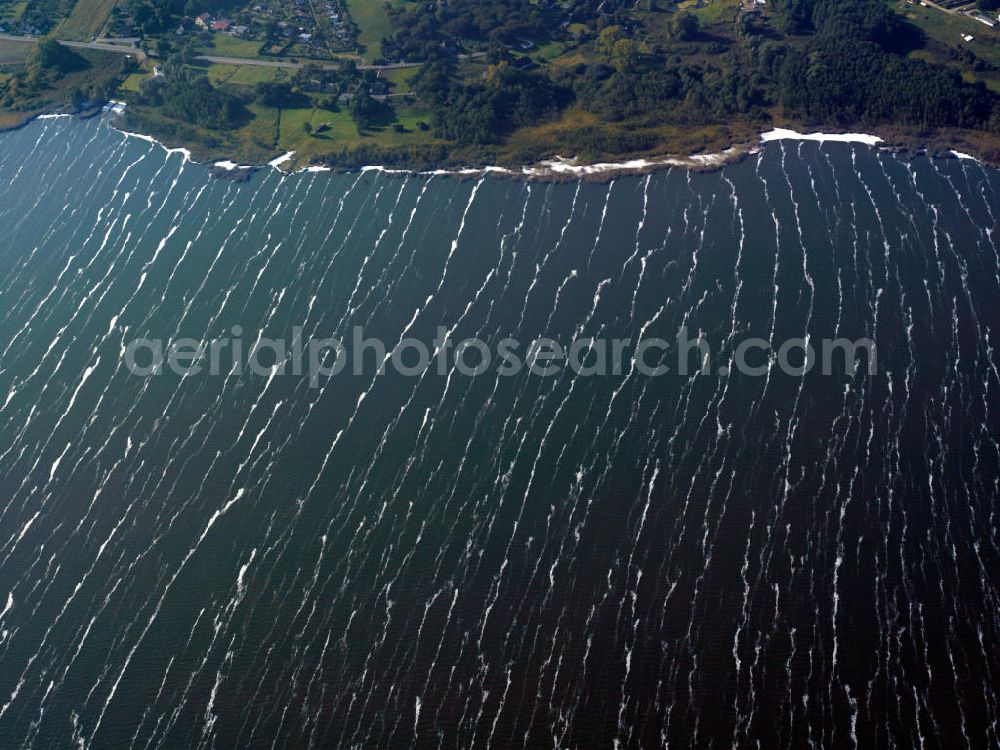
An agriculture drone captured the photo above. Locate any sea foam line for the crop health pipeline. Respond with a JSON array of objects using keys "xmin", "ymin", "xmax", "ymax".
[{"xmin": 760, "ymin": 128, "xmax": 884, "ymax": 146}]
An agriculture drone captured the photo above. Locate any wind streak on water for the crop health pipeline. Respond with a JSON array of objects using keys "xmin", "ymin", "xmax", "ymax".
[{"xmin": 0, "ymin": 118, "xmax": 997, "ymax": 749}]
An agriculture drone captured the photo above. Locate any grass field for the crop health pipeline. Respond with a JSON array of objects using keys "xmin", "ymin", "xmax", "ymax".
[
  {"xmin": 200, "ymin": 35, "xmax": 269, "ymax": 60},
  {"xmin": 56, "ymin": 0, "xmax": 117, "ymax": 40},
  {"xmin": 228, "ymin": 64, "xmax": 285, "ymax": 85},
  {"xmin": 378, "ymin": 66, "xmax": 415, "ymax": 93},
  {"xmin": 0, "ymin": 38, "xmax": 32, "ymax": 65},
  {"xmin": 679, "ymin": 0, "xmax": 741, "ymax": 24},
  {"xmin": 887, "ymin": 0, "xmax": 1000, "ymax": 68},
  {"xmin": 885, "ymin": 0, "xmax": 1000, "ymax": 94},
  {"xmin": 119, "ymin": 71, "xmax": 148, "ymax": 91},
  {"xmin": 344, "ymin": 0, "xmax": 390, "ymax": 61},
  {"xmin": 241, "ymin": 97, "xmax": 436, "ymax": 165},
  {"xmin": 202, "ymin": 62, "xmax": 240, "ymax": 85}
]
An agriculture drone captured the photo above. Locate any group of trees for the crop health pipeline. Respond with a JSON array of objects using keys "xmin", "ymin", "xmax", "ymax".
[
  {"xmin": 108, "ymin": 0, "xmax": 180, "ymax": 35},
  {"xmin": 348, "ymin": 89, "xmax": 390, "ymax": 131},
  {"xmin": 137, "ymin": 58, "xmax": 241, "ymax": 129},
  {"xmin": 0, "ymin": 39, "xmax": 83, "ymax": 106},
  {"xmin": 0, "ymin": 40, "xmax": 135, "ymax": 112},
  {"xmin": 412, "ymin": 59, "xmax": 569, "ymax": 145},
  {"xmin": 396, "ymin": 0, "xmax": 999, "ymax": 156},
  {"xmin": 383, "ymin": 0, "xmax": 554, "ymax": 62},
  {"xmin": 771, "ymin": 0, "xmax": 998, "ymax": 131}
]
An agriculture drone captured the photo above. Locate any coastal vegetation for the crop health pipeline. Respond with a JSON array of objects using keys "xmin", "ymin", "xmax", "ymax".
[
  {"xmin": 0, "ymin": 40, "xmax": 129, "ymax": 124},
  {"xmin": 0, "ymin": 0, "xmax": 998, "ymax": 167}
]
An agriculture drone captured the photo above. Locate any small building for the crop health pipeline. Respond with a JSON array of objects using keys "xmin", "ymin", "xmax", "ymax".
[
  {"xmin": 211, "ymin": 18, "xmax": 231, "ymax": 31},
  {"xmin": 195, "ymin": 13, "xmax": 212, "ymax": 29},
  {"xmin": 970, "ymin": 11, "xmax": 997, "ymax": 27}
]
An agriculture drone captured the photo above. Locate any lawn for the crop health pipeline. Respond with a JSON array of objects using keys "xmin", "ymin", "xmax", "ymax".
[
  {"xmin": 119, "ymin": 71, "xmax": 149, "ymax": 92},
  {"xmin": 344, "ymin": 0, "xmax": 390, "ymax": 61},
  {"xmin": 268, "ymin": 99, "xmax": 436, "ymax": 164},
  {"xmin": 56, "ymin": 0, "xmax": 117, "ymax": 40},
  {"xmin": 228, "ymin": 64, "xmax": 285, "ymax": 85},
  {"xmin": 191, "ymin": 59, "xmax": 287, "ymax": 86},
  {"xmin": 378, "ymin": 66, "xmax": 415, "ymax": 93},
  {"xmin": 201, "ymin": 35, "xmax": 269, "ymax": 60},
  {"xmin": 202, "ymin": 62, "xmax": 240, "ymax": 84}
]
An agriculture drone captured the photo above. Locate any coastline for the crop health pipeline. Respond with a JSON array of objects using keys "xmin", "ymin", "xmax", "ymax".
[{"xmin": 7, "ymin": 103, "xmax": 997, "ymax": 180}]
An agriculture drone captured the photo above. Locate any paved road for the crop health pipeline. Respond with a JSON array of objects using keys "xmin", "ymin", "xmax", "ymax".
[
  {"xmin": 0, "ymin": 33, "xmax": 147, "ymax": 60},
  {"xmin": 196, "ymin": 54, "xmax": 329, "ymax": 69},
  {"xmin": 0, "ymin": 33, "xmax": 484, "ymax": 72},
  {"xmin": 63, "ymin": 39, "xmax": 147, "ymax": 60},
  {"xmin": 195, "ymin": 54, "xmax": 454, "ymax": 71}
]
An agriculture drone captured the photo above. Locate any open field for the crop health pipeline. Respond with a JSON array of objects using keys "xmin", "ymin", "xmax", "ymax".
[
  {"xmin": 886, "ymin": 0, "xmax": 1000, "ymax": 68},
  {"xmin": 193, "ymin": 59, "xmax": 286, "ymax": 85},
  {"xmin": 679, "ymin": 0, "xmax": 741, "ymax": 24},
  {"xmin": 228, "ymin": 63, "xmax": 286, "ymax": 85},
  {"xmin": 344, "ymin": 0, "xmax": 389, "ymax": 61},
  {"xmin": 199, "ymin": 35, "xmax": 268, "ymax": 61},
  {"xmin": 0, "ymin": 37, "xmax": 31, "ymax": 64},
  {"xmin": 378, "ymin": 65, "xmax": 415, "ymax": 93},
  {"xmin": 275, "ymin": 100, "xmax": 434, "ymax": 160},
  {"xmin": 56, "ymin": 0, "xmax": 116, "ymax": 40}
]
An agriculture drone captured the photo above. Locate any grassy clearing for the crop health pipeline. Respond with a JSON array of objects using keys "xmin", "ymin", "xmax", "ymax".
[
  {"xmin": 887, "ymin": 0, "xmax": 1000, "ymax": 68},
  {"xmin": 534, "ymin": 41, "xmax": 569, "ymax": 62},
  {"xmin": 227, "ymin": 63, "xmax": 284, "ymax": 85},
  {"xmin": 201, "ymin": 35, "xmax": 268, "ymax": 60},
  {"xmin": 0, "ymin": 38, "xmax": 32, "ymax": 65},
  {"xmin": 344, "ymin": 0, "xmax": 390, "ymax": 61},
  {"xmin": 378, "ymin": 65, "xmax": 415, "ymax": 93},
  {"xmin": 56, "ymin": 0, "xmax": 117, "ymax": 40},
  {"xmin": 202, "ymin": 62, "xmax": 240, "ymax": 84},
  {"xmin": 119, "ymin": 70, "xmax": 148, "ymax": 91},
  {"xmin": 266, "ymin": 99, "xmax": 436, "ymax": 164},
  {"xmin": 680, "ymin": 0, "xmax": 740, "ymax": 24}
]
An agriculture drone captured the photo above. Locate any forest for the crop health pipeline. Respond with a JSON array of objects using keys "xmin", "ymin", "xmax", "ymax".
[{"xmin": 392, "ymin": 0, "xmax": 1000, "ymax": 157}]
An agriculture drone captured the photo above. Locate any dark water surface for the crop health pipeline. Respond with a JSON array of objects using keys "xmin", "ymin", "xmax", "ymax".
[{"xmin": 0, "ymin": 116, "xmax": 998, "ymax": 748}]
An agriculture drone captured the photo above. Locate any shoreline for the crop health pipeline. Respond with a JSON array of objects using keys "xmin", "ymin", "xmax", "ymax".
[{"xmin": 7, "ymin": 104, "xmax": 996, "ymax": 180}]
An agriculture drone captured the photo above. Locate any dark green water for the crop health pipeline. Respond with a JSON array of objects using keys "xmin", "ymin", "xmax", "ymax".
[{"xmin": 0, "ymin": 115, "xmax": 998, "ymax": 748}]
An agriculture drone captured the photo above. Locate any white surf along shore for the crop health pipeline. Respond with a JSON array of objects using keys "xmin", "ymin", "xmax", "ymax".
[{"xmin": 89, "ymin": 104, "xmax": 979, "ymax": 177}]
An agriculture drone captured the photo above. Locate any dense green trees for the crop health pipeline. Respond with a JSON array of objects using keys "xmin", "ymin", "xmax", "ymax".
[
  {"xmin": 413, "ymin": 61, "xmax": 569, "ymax": 144},
  {"xmin": 383, "ymin": 0, "xmax": 554, "ymax": 62},
  {"xmin": 395, "ymin": 0, "xmax": 998, "ymax": 154},
  {"xmin": 29, "ymin": 40, "xmax": 86, "ymax": 77},
  {"xmin": 670, "ymin": 12, "xmax": 700, "ymax": 41},
  {"xmin": 774, "ymin": 0, "xmax": 995, "ymax": 130},
  {"xmin": 137, "ymin": 62, "xmax": 241, "ymax": 130},
  {"xmin": 349, "ymin": 89, "xmax": 389, "ymax": 131}
]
